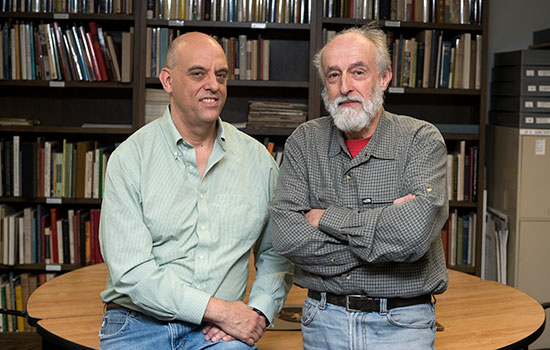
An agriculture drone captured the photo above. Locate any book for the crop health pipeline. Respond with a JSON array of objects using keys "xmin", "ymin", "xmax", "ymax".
[
  {"xmin": 97, "ymin": 26, "xmax": 115, "ymax": 81},
  {"xmin": 121, "ymin": 30, "xmax": 134, "ymax": 83},
  {"xmin": 84, "ymin": 28, "xmax": 103, "ymax": 81},
  {"xmin": 88, "ymin": 22, "xmax": 109, "ymax": 81},
  {"xmin": 49, "ymin": 208, "xmax": 59, "ymax": 264},
  {"xmin": 439, "ymin": 40, "xmax": 452, "ymax": 88},
  {"xmin": 52, "ymin": 22, "xmax": 71, "ymax": 81},
  {"xmin": 75, "ymin": 141, "xmax": 94, "ymax": 198},
  {"xmin": 105, "ymin": 32, "xmax": 122, "ymax": 82}
]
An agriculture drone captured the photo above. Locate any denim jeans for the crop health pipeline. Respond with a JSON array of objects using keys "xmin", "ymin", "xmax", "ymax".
[
  {"xmin": 301, "ymin": 294, "xmax": 436, "ymax": 350},
  {"xmin": 99, "ymin": 308, "xmax": 258, "ymax": 350}
]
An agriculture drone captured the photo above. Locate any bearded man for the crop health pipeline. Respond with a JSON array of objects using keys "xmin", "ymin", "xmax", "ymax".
[{"xmin": 270, "ymin": 24, "xmax": 449, "ymax": 350}]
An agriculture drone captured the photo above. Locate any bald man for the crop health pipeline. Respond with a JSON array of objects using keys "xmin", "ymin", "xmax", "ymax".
[
  {"xmin": 270, "ymin": 24, "xmax": 448, "ymax": 349},
  {"xmin": 99, "ymin": 32, "xmax": 292, "ymax": 350}
]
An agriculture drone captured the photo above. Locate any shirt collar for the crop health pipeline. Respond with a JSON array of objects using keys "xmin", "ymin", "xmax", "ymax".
[
  {"xmin": 329, "ymin": 109, "xmax": 397, "ymax": 160},
  {"xmin": 159, "ymin": 105, "xmax": 227, "ymax": 154}
]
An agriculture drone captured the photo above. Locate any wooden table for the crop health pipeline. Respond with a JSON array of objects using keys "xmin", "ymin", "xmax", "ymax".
[{"xmin": 27, "ymin": 263, "xmax": 546, "ymax": 350}]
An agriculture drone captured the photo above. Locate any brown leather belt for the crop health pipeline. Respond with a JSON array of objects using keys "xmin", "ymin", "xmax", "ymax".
[
  {"xmin": 308, "ymin": 290, "xmax": 431, "ymax": 312},
  {"xmin": 105, "ymin": 302, "xmax": 130, "ymax": 311}
]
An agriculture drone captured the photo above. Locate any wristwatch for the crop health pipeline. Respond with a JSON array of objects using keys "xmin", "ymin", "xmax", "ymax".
[{"xmin": 252, "ymin": 307, "xmax": 270, "ymax": 327}]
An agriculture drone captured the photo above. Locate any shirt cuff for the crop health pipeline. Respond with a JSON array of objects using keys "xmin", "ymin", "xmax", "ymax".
[
  {"xmin": 318, "ymin": 205, "xmax": 355, "ymax": 241},
  {"xmin": 178, "ymin": 287, "xmax": 212, "ymax": 325},
  {"xmin": 248, "ymin": 293, "xmax": 277, "ymax": 325}
]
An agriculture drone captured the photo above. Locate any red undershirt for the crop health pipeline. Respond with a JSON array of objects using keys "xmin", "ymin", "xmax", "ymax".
[{"xmin": 345, "ymin": 136, "xmax": 372, "ymax": 158}]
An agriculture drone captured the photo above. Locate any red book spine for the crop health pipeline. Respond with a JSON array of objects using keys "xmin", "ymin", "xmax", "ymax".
[
  {"xmin": 40, "ymin": 215, "xmax": 48, "ymax": 264},
  {"xmin": 73, "ymin": 211, "xmax": 80, "ymax": 265},
  {"xmin": 88, "ymin": 22, "xmax": 109, "ymax": 81},
  {"xmin": 50, "ymin": 208, "xmax": 59, "ymax": 263}
]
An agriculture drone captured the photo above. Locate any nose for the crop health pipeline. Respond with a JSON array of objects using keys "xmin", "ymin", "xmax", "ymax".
[
  {"xmin": 339, "ymin": 73, "xmax": 353, "ymax": 96},
  {"xmin": 204, "ymin": 71, "xmax": 219, "ymax": 92}
]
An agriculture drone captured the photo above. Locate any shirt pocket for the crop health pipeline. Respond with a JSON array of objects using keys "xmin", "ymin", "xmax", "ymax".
[
  {"xmin": 359, "ymin": 195, "xmax": 395, "ymax": 209},
  {"xmin": 211, "ymin": 193, "xmax": 265, "ymax": 243}
]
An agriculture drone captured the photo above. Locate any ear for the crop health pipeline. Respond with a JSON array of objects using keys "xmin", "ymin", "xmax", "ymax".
[
  {"xmin": 159, "ymin": 68, "xmax": 172, "ymax": 94},
  {"xmin": 380, "ymin": 69, "xmax": 393, "ymax": 91}
]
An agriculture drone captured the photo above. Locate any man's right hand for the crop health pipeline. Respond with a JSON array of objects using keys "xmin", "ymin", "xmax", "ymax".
[
  {"xmin": 393, "ymin": 194, "xmax": 415, "ymax": 205},
  {"xmin": 203, "ymin": 297, "xmax": 266, "ymax": 346}
]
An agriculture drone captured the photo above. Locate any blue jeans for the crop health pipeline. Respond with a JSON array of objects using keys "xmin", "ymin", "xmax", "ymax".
[
  {"xmin": 99, "ymin": 308, "xmax": 258, "ymax": 350},
  {"xmin": 301, "ymin": 294, "xmax": 436, "ymax": 350}
]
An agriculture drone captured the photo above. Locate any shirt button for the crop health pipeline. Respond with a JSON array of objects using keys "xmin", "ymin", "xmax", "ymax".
[
  {"xmin": 346, "ymin": 275, "xmax": 351, "ymax": 280},
  {"xmin": 199, "ymin": 255, "xmax": 204, "ymax": 260},
  {"xmin": 426, "ymin": 187, "xmax": 432, "ymax": 192},
  {"xmin": 201, "ymin": 225, "xmax": 206, "ymax": 230},
  {"xmin": 188, "ymin": 165, "xmax": 194, "ymax": 170},
  {"xmin": 330, "ymin": 258, "xmax": 335, "ymax": 263},
  {"xmin": 346, "ymin": 174, "xmax": 352, "ymax": 180},
  {"xmin": 199, "ymin": 194, "xmax": 204, "ymax": 199}
]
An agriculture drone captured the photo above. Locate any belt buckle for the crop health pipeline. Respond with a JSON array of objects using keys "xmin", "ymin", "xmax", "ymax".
[{"xmin": 345, "ymin": 294, "xmax": 365, "ymax": 312}]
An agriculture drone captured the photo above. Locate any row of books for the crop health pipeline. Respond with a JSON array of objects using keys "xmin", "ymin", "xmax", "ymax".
[
  {"xmin": 145, "ymin": 88, "xmax": 169, "ymax": 124},
  {"xmin": 441, "ymin": 210, "xmax": 477, "ymax": 267},
  {"xmin": 0, "ymin": 205, "xmax": 103, "ymax": 266},
  {"xmin": 1, "ymin": 0, "xmax": 133, "ymax": 14},
  {"xmin": 324, "ymin": 0, "xmax": 483, "ymax": 25},
  {"xmin": 0, "ymin": 272, "xmax": 56, "ymax": 333},
  {"xmin": 147, "ymin": 0, "xmax": 312, "ymax": 24},
  {"xmin": 248, "ymin": 100, "xmax": 307, "ymax": 128},
  {"xmin": 390, "ymin": 31, "xmax": 482, "ymax": 89},
  {"xmin": 262, "ymin": 137, "xmax": 284, "ymax": 166},
  {"xmin": 146, "ymin": 29, "xmax": 271, "ymax": 81},
  {"xmin": 0, "ymin": 136, "xmax": 115, "ymax": 199},
  {"xmin": 0, "ymin": 21, "xmax": 132, "ymax": 82},
  {"xmin": 447, "ymin": 141, "xmax": 478, "ymax": 202},
  {"xmin": 324, "ymin": 29, "xmax": 482, "ymax": 89}
]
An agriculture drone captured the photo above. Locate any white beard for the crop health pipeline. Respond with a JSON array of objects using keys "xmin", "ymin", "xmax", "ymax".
[{"xmin": 322, "ymin": 82, "xmax": 385, "ymax": 133}]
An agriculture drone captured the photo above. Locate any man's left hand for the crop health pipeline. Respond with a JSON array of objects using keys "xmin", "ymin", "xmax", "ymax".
[
  {"xmin": 305, "ymin": 209, "xmax": 325, "ymax": 229},
  {"xmin": 202, "ymin": 323, "xmax": 235, "ymax": 343}
]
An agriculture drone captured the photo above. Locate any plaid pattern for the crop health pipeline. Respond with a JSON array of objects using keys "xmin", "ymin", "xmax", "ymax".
[{"xmin": 270, "ymin": 110, "xmax": 449, "ymax": 297}]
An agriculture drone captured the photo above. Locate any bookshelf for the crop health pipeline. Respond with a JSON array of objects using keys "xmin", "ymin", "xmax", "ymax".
[{"xmin": 0, "ymin": 0, "xmax": 489, "ymax": 343}]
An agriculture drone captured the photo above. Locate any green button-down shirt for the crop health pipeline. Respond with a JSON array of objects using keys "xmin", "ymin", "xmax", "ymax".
[{"xmin": 100, "ymin": 107, "xmax": 292, "ymax": 325}]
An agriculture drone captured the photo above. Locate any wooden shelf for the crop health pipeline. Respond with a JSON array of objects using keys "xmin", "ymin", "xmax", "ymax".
[
  {"xmin": 147, "ymin": 19, "xmax": 310, "ymax": 30},
  {"xmin": 322, "ymin": 17, "xmax": 483, "ymax": 32},
  {"xmin": 0, "ymin": 264, "xmax": 83, "ymax": 272},
  {"xmin": 0, "ymin": 80, "xmax": 133, "ymax": 88},
  {"xmin": 0, "ymin": 125, "xmax": 134, "ymax": 135},
  {"xmin": 0, "ymin": 12, "xmax": 134, "ymax": 21},
  {"xmin": 0, "ymin": 197, "xmax": 102, "ymax": 205},
  {"xmin": 387, "ymin": 87, "xmax": 481, "ymax": 95},
  {"xmin": 145, "ymin": 77, "xmax": 309, "ymax": 88}
]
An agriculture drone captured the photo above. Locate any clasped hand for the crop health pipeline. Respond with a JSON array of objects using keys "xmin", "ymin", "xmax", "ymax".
[{"xmin": 203, "ymin": 299, "xmax": 266, "ymax": 346}]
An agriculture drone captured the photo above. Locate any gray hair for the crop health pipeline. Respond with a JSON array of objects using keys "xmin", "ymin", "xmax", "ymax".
[{"xmin": 313, "ymin": 23, "xmax": 391, "ymax": 83}]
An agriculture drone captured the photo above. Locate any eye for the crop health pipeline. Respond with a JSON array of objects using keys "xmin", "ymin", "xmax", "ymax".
[
  {"xmin": 190, "ymin": 70, "xmax": 205, "ymax": 78},
  {"xmin": 326, "ymin": 72, "xmax": 340, "ymax": 82},
  {"xmin": 216, "ymin": 71, "xmax": 228, "ymax": 81}
]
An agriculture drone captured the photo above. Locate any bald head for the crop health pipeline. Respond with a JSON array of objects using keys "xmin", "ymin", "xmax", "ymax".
[{"xmin": 165, "ymin": 32, "xmax": 225, "ymax": 69}]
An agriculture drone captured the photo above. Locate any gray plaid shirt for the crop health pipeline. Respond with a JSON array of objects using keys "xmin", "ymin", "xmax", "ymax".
[{"xmin": 270, "ymin": 110, "xmax": 449, "ymax": 297}]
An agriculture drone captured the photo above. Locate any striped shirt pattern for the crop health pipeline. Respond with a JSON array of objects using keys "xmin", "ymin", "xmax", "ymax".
[{"xmin": 100, "ymin": 107, "xmax": 293, "ymax": 325}]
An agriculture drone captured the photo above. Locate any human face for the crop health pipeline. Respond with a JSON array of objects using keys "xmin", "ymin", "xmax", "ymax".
[
  {"xmin": 321, "ymin": 33, "xmax": 390, "ymax": 134},
  {"xmin": 322, "ymin": 80, "xmax": 384, "ymax": 133},
  {"xmin": 165, "ymin": 38, "xmax": 228, "ymax": 128}
]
